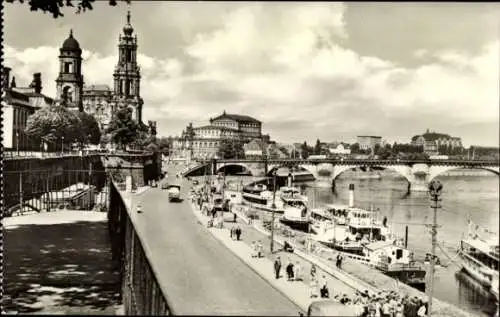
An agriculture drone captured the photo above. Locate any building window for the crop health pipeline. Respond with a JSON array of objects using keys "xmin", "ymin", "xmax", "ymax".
[
  {"xmin": 64, "ymin": 62, "xmax": 73, "ymax": 73},
  {"xmin": 126, "ymin": 50, "xmax": 132, "ymax": 62}
]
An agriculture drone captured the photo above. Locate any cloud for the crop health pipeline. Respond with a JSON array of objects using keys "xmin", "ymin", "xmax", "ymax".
[{"xmin": 4, "ymin": 3, "xmax": 499, "ymax": 147}]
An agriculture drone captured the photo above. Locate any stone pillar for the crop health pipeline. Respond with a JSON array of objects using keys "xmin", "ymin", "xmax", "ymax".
[{"xmin": 410, "ymin": 164, "xmax": 430, "ymax": 192}]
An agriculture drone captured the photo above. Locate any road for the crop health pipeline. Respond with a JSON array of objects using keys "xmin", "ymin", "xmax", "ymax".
[{"xmin": 131, "ymin": 164, "xmax": 303, "ymax": 315}]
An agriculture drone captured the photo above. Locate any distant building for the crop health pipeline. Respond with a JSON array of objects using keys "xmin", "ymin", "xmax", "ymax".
[
  {"xmin": 329, "ymin": 143, "xmax": 351, "ymax": 156},
  {"xmin": 171, "ymin": 111, "xmax": 266, "ymax": 160},
  {"xmin": 209, "ymin": 110, "xmax": 262, "ymax": 141},
  {"xmin": 2, "ymin": 67, "xmax": 55, "ymax": 151},
  {"xmin": 82, "ymin": 85, "xmax": 113, "ymax": 131},
  {"xmin": 357, "ymin": 135, "xmax": 382, "ymax": 152},
  {"xmin": 411, "ymin": 129, "xmax": 463, "ymax": 155},
  {"xmin": 267, "ymin": 143, "xmax": 288, "ymax": 159},
  {"xmin": 244, "ymin": 139, "xmax": 264, "ymax": 158}
]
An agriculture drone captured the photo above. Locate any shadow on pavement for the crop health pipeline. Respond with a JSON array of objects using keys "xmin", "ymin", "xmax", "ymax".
[{"xmin": 4, "ymin": 220, "xmax": 121, "ymax": 314}]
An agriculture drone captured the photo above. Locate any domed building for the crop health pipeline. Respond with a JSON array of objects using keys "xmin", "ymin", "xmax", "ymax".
[{"xmin": 55, "ymin": 29, "xmax": 84, "ymax": 112}]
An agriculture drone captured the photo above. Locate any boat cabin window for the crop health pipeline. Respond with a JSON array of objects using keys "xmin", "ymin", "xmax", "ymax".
[
  {"xmin": 464, "ymin": 244, "xmax": 500, "ymax": 271},
  {"xmin": 396, "ymin": 249, "xmax": 403, "ymax": 260}
]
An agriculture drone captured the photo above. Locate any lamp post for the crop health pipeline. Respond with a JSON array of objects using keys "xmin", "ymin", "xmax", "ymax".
[
  {"xmin": 61, "ymin": 136, "xmax": 65, "ymax": 154},
  {"xmin": 270, "ymin": 169, "xmax": 277, "ymax": 253},
  {"xmin": 427, "ymin": 180, "xmax": 443, "ymax": 317}
]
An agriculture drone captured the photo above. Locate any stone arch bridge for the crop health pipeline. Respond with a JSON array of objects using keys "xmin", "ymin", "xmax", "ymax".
[{"xmin": 182, "ymin": 159, "xmax": 499, "ymax": 192}]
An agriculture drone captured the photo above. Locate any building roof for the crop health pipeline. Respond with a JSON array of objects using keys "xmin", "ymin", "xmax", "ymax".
[
  {"xmin": 364, "ymin": 240, "xmax": 395, "ymax": 251},
  {"xmin": 357, "ymin": 135, "xmax": 382, "ymax": 139},
  {"xmin": 61, "ymin": 30, "xmax": 81, "ymax": 52},
  {"xmin": 212, "ymin": 111, "xmax": 261, "ymax": 123},
  {"xmin": 84, "ymin": 84, "xmax": 111, "ymax": 91},
  {"xmin": 193, "ymin": 125, "xmax": 240, "ymax": 132},
  {"xmin": 6, "ymin": 89, "xmax": 30, "ymax": 102},
  {"xmin": 244, "ymin": 139, "xmax": 263, "ymax": 152}
]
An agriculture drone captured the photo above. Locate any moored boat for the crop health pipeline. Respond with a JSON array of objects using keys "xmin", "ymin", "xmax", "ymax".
[
  {"xmin": 279, "ymin": 196, "xmax": 312, "ymax": 232},
  {"xmin": 458, "ymin": 229, "xmax": 499, "ymax": 300}
]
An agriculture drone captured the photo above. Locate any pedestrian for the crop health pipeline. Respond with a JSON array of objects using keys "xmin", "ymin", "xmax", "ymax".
[
  {"xmin": 310, "ymin": 264, "xmax": 317, "ymax": 279},
  {"xmin": 395, "ymin": 303, "xmax": 404, "ymax": 317},
  {"xmin": 381, "ymin": 299, "xmax": 391, "ymax": 317},
  {"xmin": 233, "ymin": 212, "xmax": 237, "ymax": 223},
  {"xmin": 294, "ymin": 261, "xmax": 302, "ymax": 281},
  {"xmin": 309, "ymin": 277, "xmax": 318, "ymax": 298},
  {"xmin": 230, "ymin": 225, "xmax": 236, "ymax": 240},
  {"xmin": 235, "ymin": 225, "xmax": 242, "ymax": 241},
  {"xmin": 257, "ymin": 240, "xmax": 263, "ymax": 257},
  {"xmin": 251, "ymin": 241, "xmax": 257, "ymax": 258},
  {"xmin": 338, "ymin": 253, "xmax": 343, "ymax": 269},
  {"xmin": 274, "ymin": 257, "xmax": 282, "ymax": 279},
  {"xmin": 286, "ymin": 260, "xmax": 295, "ymax": 281},
  {"xmin": 417, "ymin": 299, "xmax": 427, "ymax": 317},
  {"xmin": 319, "ymin": 275, "xmax": 329, "ymax": 298}
]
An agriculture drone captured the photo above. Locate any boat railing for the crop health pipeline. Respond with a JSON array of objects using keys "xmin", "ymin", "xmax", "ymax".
[{"xmin": 383, "ymin": 262, "xmax": 424, "ymax": 272}]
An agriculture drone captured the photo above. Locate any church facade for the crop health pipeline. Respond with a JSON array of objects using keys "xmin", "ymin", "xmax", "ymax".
[{"xmin": 56, "ymin": 11, "xmax": 146, "ymax": 131}]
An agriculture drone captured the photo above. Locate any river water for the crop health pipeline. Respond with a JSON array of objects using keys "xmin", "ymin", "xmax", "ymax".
[
  {"xmin": 220, "ymin": 169, "xmax": 499, "ymax": 316},
  {"xmin": 304, "ymin": 170, "xmax": 499, "ymax": 317}
]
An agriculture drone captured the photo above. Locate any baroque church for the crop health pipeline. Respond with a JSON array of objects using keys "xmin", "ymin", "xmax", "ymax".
[{"xmin": 55, "ymin": 11, "xmax": 148, "ymax": 131}]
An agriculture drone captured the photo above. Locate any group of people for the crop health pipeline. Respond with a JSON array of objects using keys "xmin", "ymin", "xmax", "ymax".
[
  {"xmin": 335, "ymin": 290, "xmax": 430, "ymax": 317},
  {"xmin": 230, "ymin": 225, "xmax": 242, "ymax": 241}
]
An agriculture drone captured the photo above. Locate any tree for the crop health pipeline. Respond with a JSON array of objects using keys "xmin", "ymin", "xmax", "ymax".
[
  {"xmin": 217, "ymin": 139, "xmax": 244, "ymax": 159},
  {"xmin": 156, "ymin": 136, "xmax": 173, "ymax": 155},
  {"xmin": 314, "ymin": 139, "xmax": 322, "ymax": 155},
  {"xmin": 300, "ymin": 141, "xmax": 311, "ymax": 159},
  {"xmin": 26, "ymin": 105, "xmax": 80, "ymax": 148},
  {"xmin": 106, "ymin": 107, "xmax": 141, "ymax": 150},
  {"xmin": 350, "ymin": 143, "xmax": 360, "ymax": 154},
  {"xmin": 6, "ymin": 0, "xmax": 131, "ymax": 19},
  {"xmin": 77, "ymin": 111, "xmax": 101, "ymax": 145}
]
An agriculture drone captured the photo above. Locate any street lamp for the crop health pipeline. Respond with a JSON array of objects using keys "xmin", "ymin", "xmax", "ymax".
[
  {"xmin": 427, "ymin": 179, "xmax": 443, "ymax": 317},
  {"xmin": 270, "ymin": 169, "xmax": 277, "ymax": 253},
  {"xmin": 61, "ymin": 136, "xmax": 65, "ymax": 154}
]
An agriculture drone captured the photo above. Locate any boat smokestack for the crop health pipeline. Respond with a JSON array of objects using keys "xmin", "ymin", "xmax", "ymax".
[{"xmin": 348, "ymin": 183, "xmax": 355, "ymax": 208}]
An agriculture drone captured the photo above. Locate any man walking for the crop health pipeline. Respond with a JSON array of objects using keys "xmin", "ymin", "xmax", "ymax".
[
  {"xmin": 235, "ymin": 225, "xmax": 242, "ymax": 241},
  {"xmin": 274, "ymin": 257, "xmax": 282, "ymax": 279}
]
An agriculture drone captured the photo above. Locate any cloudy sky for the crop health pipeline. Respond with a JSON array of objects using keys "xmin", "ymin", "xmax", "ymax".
[{"xmin": 4, "ymin": 2, "xmax": 500, "ymax": 146}]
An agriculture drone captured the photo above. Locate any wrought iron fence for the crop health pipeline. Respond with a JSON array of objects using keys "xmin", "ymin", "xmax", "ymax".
[{"xmin": 2, "ymin": 169, "xmax": 110, "ymax": 216}]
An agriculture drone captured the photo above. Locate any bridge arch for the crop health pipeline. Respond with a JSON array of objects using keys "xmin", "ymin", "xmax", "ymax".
[
  {"xmin": 429, "ymin": 165, "xmax": 500, "ymax": 181},
  {"xmin": 265, "ymin": 163, "xmax": 318, "ymax": 178},
  {"xmin": 216, "ymin": 163, "xmax": 254, "ymax": 176},
  {"xmin": 182, "ymin": 163, "xmax": 210, "ymax": 177},
  {"xmin": 333, "ymin": 164, "xmax": 413, "ymax": 184}
]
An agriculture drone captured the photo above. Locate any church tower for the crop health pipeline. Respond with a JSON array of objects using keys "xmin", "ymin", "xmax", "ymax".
[
  {"xmin": 56, "ymin": 29, "xmax": 84, "ymax": 111},
  {"xmin": 112, "ymin": 11, "xmax": 144, "ymax": 123}
]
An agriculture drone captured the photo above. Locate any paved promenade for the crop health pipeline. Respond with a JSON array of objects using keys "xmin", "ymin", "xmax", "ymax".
[{"xmin": 122, "ymin": 168, "xmax": 303, "ymax": 315}]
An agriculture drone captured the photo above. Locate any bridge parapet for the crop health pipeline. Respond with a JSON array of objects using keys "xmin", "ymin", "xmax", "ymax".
[
  {"xmin": 196, "ymin": 159, "xmax": 500, "ymax": 192},
  {"xmin": 108, "ymin": 182, "xmax": 174, "ymax": 315}
]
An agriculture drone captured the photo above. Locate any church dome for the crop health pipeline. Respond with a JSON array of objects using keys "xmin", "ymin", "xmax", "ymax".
[{"xmin": 61, "ymin": 30, "xmax": 81, "ymax": 51}]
